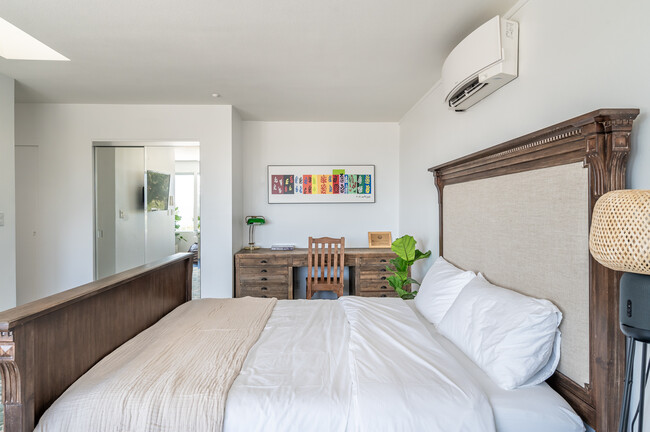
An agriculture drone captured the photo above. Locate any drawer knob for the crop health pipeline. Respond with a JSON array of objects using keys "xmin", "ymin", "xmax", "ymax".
[
  {"xmin": 261, "ymin": 295, "xmax": 268, "ymax": 298},
  {"xmin": 381, "ymin": 276, "xmax": 387, "ymax": 280},
  {"xmin": 380, "ymin": 286, "xmax": 387, "ymax": 290},
  {"xmin": 380, "ymin": 294, "xmax": 387, "ymax": 297},
  {"xmin": 261, "ymin": 277, "xmax": 268, "ymax": 281},
  {"xmin": 261, "ymin": 269, "xmax": 268, "ymax": 273},
  {"xmin": 380, "ymin": 268, "xmax": 386, "ymax": 272},
  {"xmin": 261, "ymin": 260, "xmax": 267, "ymax": 264},
  {"xmin": 380, "ymin": 259, "xmax": 387, "ymax": 263},
  {"xmin": 261, "ymin": 287, "xmax": 268, "ymax": 291}
]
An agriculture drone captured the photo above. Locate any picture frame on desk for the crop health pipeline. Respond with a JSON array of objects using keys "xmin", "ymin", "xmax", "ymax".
[
  {"xmin": 268, "ymin": 165, "xmax": 375, "ymax": 204},
  {"xmin": 368, "ymin": 231, "xmax": 392, "ymax": 248}
]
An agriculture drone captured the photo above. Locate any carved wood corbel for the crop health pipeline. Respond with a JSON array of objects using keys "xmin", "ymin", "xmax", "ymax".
[
  {"xmin": 584, "ymin": 116, "xmax": 636, "ymax": 198},
  {"xmin": 1, "ymin": 330, "xmax": 22, "ymax": 432}
]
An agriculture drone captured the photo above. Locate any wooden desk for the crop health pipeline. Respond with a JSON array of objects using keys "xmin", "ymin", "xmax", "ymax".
[{"xmin": 234, "ymin": 248, "xmax": 404, "ymax": 299}]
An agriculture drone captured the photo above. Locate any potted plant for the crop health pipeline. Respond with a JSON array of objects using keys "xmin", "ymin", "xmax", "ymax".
[
  {"xmin": 175, "ymin": 207, "xmax": 186, "ymax": 243},
  {"xmin": 386, "ymin": 235, "xmax": 431, "ymax": 300}
]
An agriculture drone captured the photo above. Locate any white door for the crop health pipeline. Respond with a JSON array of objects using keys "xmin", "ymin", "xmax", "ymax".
[{"xmin": 15, "ymin": 145, "xmax": 39, "ymax": 305}]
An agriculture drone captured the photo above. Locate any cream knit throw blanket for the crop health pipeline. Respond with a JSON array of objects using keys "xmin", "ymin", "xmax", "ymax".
[{"xmin": 35, "ymin": 297, "xmax": 277, "ymax": 432}]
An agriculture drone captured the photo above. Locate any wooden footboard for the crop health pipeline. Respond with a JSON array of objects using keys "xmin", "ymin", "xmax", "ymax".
[{"xmin": 0, "ymin": 253, "xmax": 193, "ymax": 432}]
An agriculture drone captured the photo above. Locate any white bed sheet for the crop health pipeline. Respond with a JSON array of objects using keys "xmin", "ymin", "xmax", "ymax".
[{"xmin": 405, "ymin": 300, "xmax": 585, "ymax": 432}]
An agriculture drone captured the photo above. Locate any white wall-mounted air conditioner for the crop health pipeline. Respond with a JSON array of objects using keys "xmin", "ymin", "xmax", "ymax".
[{"xmin": 442, "ymin": 15, "xmax": 518, "ymax": 112}]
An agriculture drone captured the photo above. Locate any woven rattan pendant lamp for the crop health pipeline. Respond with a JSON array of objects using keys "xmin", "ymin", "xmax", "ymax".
[{"xmin": 589, "ymin": 189, "xmax": 650, "ymax": 432}]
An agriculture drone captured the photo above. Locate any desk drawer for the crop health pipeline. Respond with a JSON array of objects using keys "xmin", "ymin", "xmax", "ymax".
[
  {"xmin": 358, "ymin": 290, "xmax": 398, "ymax": 298},
  {"xmin": 358, "ymin": 280, "xmax": 392, "ymax": 292},
  {"xmin": 240, "ymin": 271, "xmax": 288, "ymax": 283},
  {"xmin": 359, "ymin": 256, "xmax": 393, "ymax": 266},
  {"xmin": 239, "ymin": 265, "xmax": 288, "ymax": 284},
  {"xmin": 359, "ymin": 268, "xmax": 390, "ymax": 280},
  {"xmin": 239, "ymin": 284, "xmax": 288, "ymax": 299},
  {"xmin": 239, "ymin": 256, "xmax": 289, "ymax": 266}
]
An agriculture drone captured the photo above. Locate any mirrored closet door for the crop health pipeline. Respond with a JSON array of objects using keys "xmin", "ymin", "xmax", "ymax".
[{"xmin": 94, "ymin": 144, "xmax": 200, "ymax": 297}]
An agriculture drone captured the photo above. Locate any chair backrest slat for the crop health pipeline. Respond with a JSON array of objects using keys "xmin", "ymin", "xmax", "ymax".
[
  {"xmin": 327, "ymin": 243, "xmax": 332, "ymax": 283},
  {"xmin": 333, "ymin": 244, "xmax": 338, "ymax": 284}
]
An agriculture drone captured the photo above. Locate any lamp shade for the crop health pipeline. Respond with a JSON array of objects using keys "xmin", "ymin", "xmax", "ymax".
[
  {"xmin": 246, "ymin": 216, "xmax": 265, "ymax": 225},
  {"xmin": 589, "ymin": 190, "xmax": 650, "ymax": 275}
]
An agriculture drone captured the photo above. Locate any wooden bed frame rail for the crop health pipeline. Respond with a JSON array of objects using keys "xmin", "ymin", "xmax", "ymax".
[
  {"xmin": 429, "ymin": 108, "xmax": 640, "ymax": 432},
  {"xmin": 0, "ymin": 253, "xmax": 194, "ymax": 432}
]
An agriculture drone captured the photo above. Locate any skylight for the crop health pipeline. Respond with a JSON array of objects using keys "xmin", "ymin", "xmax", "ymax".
[{"xmin": 0, "ymin": 17, "xmax": 69, "ymax": 61}]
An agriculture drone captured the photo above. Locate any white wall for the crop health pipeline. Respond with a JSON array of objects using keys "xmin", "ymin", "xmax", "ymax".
[
  {"xmin": 15, "ymin": 146, "xmax": 38, "ymax": 305},
  {"xmin": 399, "ymin": 0, "xmax": 650, "ymax": 281},
  {"xmin": 0, "ymin": 74, "xmax": 15, "ymax": 312},
  {"xmin": 232, "ymin": 110, "xmax": 243, "ymax": 256},
  {"xmin": 242, "ymin": 121, "xmax": 399, "ymax": 248},
  {"xmin": 15, "ymin": 104, "xmax": 237, "ymax": 301}
]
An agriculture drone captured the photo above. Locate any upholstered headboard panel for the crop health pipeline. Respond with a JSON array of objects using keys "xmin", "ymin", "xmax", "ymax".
[
  {"xmin": 429, "ymin": 109, "xmax": 639, "ymax": 432},
  {"xmin": 443, "ymin": 162, "xmax": 590, "ymax": 385}
]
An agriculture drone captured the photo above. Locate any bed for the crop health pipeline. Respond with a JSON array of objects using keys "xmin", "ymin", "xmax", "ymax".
[{"xmin": 0, "ymin": 108, "xmax": 639, "ymax": 432}]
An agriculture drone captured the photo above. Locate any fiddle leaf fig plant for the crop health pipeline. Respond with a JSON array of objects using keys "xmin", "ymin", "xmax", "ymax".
[
  {"xmin": 174, "ymin": 207, "xmax": 186, "ymax": 243},
  {"xmin": 386, "ymin": 235, "xmax": 431, "ymax": 300}
]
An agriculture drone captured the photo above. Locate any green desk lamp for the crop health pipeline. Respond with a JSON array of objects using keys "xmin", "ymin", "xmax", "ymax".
[{"xmin": 245, "ymin": 216, "xmax": 266, "ymax": 250}]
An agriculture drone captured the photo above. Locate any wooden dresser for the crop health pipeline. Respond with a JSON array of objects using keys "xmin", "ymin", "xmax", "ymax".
[{"xmin": 234, "ymin": 248, "xmax": 406, "ymax": 299}]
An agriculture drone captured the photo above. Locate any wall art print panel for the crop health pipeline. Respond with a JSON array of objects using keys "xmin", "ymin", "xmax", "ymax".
[{"xmin": 268, "ymin": 165, "xmax": 375, "ymax": 203}]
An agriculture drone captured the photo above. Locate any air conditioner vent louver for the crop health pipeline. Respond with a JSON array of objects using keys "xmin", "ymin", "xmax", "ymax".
[{"xmin": 448, "ymin": 78, "xmax": 488, "ymax": 109}]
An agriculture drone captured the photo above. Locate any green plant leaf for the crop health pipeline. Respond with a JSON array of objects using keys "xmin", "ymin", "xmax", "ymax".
[
  {"xmin": 387, "ymin": 275, "xmax": 403, "ymax": 290},
  {"xmin": 391, "ymin": 235, "xmax": 416, "ymax": 263},
  {"xmin": 393, "ymin": 270, "xmax": 409, "ymax": 282},
  {"xmin": 395, "ymin": 286, "xmax": 409, "ymax": 297},
  {"xmin": 405, "ymin": 277, "xmax": 421, "ymax": 286},
  {"xmin": 400, "ymin": 291, "xmax": 416, "ymax": 300},
  {"xmin": 389, "ymin": 257, "xmax": 408, "ymax": 273},
  {"xmin": 413, "ymin": 249, "xmax": 432, "ymax": 262}
]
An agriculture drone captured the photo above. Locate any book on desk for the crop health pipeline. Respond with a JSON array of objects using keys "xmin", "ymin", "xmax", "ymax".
[{"xmin": 271, "ymin": 244, "xmax": 295, "ymax": 251}]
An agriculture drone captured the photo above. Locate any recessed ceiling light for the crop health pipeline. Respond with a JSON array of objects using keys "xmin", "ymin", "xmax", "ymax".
[
  {"xmin": 211, "ymin": 93, "xmax": 220, "ymax": 98},
  {"xmin": 0, "ymin": 17, "xmax": 69, "ymax": 61}
]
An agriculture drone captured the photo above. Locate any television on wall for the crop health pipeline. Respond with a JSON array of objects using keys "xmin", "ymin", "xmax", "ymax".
[{"xmin": 146, "ymin": 170, "xmax": 171, "ymax": 212}]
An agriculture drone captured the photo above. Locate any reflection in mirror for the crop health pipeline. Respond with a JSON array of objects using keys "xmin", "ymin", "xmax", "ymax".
[{"xmin": 94, "ymin": 143, "xmax": 201, "ymax": 298}]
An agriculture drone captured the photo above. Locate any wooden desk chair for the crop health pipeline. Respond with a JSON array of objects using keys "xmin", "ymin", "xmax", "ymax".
[{"xmin": 307, "ymin": 236, "xmax": 345, "ymax": 299}]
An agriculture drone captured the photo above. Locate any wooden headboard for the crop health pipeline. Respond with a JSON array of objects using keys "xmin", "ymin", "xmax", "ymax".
[
  {"xmin": 0, "ymin": 253, "xmax": 193, "ymax": 432},
  {"xmin": 429, "ymin": 108, "xmax": 639, "ymax": 432}
]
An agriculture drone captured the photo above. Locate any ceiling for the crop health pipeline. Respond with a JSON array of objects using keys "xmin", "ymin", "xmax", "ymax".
[{"xmin": 0, "ymin": 0, "xmax": 517, "ymax": 121}]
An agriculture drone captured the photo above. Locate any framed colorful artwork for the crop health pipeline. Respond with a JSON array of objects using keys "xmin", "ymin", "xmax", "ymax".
[{"xmin": 268, "ymin": 165, "xmax": 375, "ymax": 204}]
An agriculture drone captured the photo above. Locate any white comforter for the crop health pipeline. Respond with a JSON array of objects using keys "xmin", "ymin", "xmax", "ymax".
[
  {"xmin": 224, "ymin": 299, "xmax": 352, "ymax": 431},
  {"xmin": 225, "ymin": 297, "xmax": 496, "ymax": 432}
]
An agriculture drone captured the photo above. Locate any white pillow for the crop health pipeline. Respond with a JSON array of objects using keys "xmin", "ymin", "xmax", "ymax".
[
  {"xmin": 414, "ymin": 256, "xmax": 476, "ymax": 325},
  {"xmin": 437, "ymin": 275, "xmax": 562, "ymax": 390}
]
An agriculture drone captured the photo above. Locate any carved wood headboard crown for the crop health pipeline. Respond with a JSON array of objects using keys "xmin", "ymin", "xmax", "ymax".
[{"xmin": 429, "ymin": 108, "xmax": 640, "ymax": 432}]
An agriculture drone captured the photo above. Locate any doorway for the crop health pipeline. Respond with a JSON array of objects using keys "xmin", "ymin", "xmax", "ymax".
[{"xmin": 94, "ymin": 143, "xmax": 201, "ymax": 297}]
